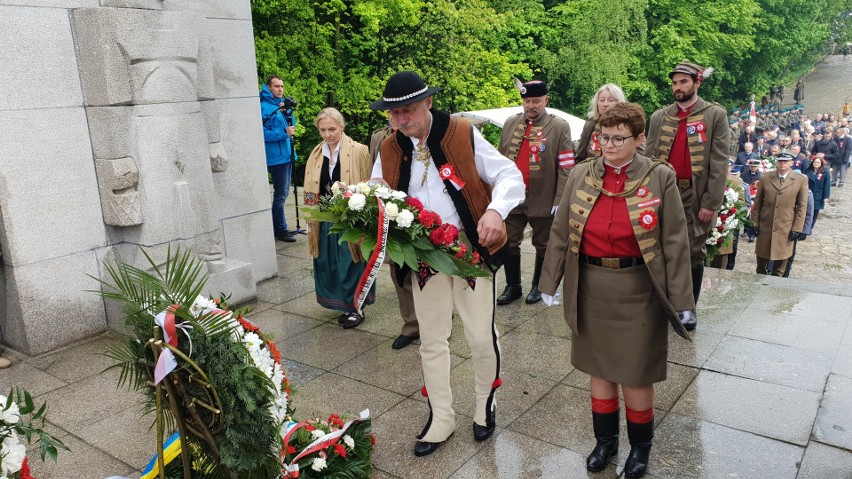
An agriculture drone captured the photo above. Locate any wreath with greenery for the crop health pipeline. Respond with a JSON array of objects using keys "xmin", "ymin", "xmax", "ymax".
[{"xmin": 93, "ymin": 248, "xmax": 373, "ymax": 478}]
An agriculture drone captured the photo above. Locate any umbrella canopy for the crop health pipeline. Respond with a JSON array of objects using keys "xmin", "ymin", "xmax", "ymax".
[{"xmin": 453, "ymin": 106, "xmax": 586, "ymax": 134}]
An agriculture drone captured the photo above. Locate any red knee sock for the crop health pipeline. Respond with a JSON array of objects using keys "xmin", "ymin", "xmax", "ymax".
[
  {"xmin": 626, "ymin": 406, "xmax": 654, "ymax": 424},
  {"xmin": 591, "ymin": 397, "xmax": 619, "ymax": 414}
]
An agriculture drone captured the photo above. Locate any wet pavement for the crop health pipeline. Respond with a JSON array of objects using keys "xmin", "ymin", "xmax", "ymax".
[{"xmin": 3, "ymin": 58, "xmax": 852, "ymax": 479}]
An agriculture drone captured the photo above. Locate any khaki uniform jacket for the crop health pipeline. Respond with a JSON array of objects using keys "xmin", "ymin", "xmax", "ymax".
[
  {"xmin": 646, "ymin": 98, "xmax": 731, "ymax": 238},
  {"xmin": 539, "ymin": 154, "xmax": 694, "ymax": 339},
  {"xmin": 753, "ymin": 171, "xmax": 809, "ymax": 260},
  {"xmin": 498, "ymin": 111, "xmax": 574, "ymax": 217}
]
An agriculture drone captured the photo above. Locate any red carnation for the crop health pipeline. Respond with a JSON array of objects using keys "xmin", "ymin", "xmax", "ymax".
[
  {"xmin": 267, "ymin": 340, "xmax": 282, "ymax": 364},
  {"xmin": 334, "ymin": 443, "xmax": 348, "ymax": 458},
  {"xmin": 429, "ymin": 228, "xmax": 444, "ymax": 246},
  {"xmin": 368, "ymin": 433, "xmax": 377, "ymax": 446},
  {"xmin": 418, "ymin": 210, "xmax": 442, "ymax": 229},
  {"xmin": 406, "ymin": 197, "xmax": 424, "ymax": 211},
  {"xmin": 237, "ymin": 315, "xmax": 260, "ymax": 333},
  {"xmin": 717, "ymin": 237, "xmax": 724, "ymax": 245},
  {"xmin": 720, "ymin": 214, "xmax": 728, "ymax": 221},
  {"xmin": 304, "ymin": 424, "xmax": 316, "ymax": 431},
  {"xmin": 20, "ymin": 457, "xmax": 33, "ymax": 479},
  {"xmin": 441, "ymin": 224, "xmax": 459, "ymax": 246},
  {"xmin": 472, "ymin": 251, "xmax": 481, "ymax": 263},
  {"xmin": 717, "ymin": 225, "xmax": 724, "ymax": 232},
  {"xmin": 455, "ymin": 243, "xmax": 468, "ymax": 258},
  {"xmin": 729, "ymin": 207, "xmax": 737, "ymax": 215},
  {"xmin": 287, "ymin": 445, "xmax": 297, "ymax": 454}
]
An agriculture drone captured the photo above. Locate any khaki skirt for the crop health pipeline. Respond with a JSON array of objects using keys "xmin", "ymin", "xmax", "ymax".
[{"xmin": 573, "ymin": 262, "xmax": 668, "ymax": 386}]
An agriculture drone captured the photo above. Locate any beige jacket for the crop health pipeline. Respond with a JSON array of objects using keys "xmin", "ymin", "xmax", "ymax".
[{"xmin": 753, "ymin": 171, "xmax": 809, "ymax": 260}]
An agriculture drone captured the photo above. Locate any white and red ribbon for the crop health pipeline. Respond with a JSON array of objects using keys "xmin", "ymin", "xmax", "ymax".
[
  {"xmin": 558, "ymin": 150, "xmax": 575, "ymax": 168},
  {"xmin": 353, "ymin": 195, "xmax": 388, "ymax": 316},
  {"xmin": 281, "ymin": 409, "xmax": 371, "ymax": 478},
  {"xmin": 438, "ymin": 165, "xmax": 466, "ymax": 190},
  {"xmin": 153, "ymin": 304, "xmax": 193, "ymax": 385}
]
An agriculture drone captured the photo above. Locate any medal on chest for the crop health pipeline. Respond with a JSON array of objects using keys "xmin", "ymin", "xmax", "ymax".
[{"xmin": 686, "ymin": 121, "xmax": 707, "ymax": 143}]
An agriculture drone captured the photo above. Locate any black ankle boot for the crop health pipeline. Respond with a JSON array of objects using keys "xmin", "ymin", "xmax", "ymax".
[
  {"xmin": 525, "ymin": 254, "xmax": 545, "ymax": 304},
  {"xmin": 498, "ymin": 254, "xmax": 522, "ymax": 305},
  {"xmin": 624, "ymin": 419, "xmax": 653, "ymax": 478},
  {"xmin": 691, "ymin": 264, "xmax": 704, "ymax": 303},
  {"xmin": 586, "ymin": 411, "xmax": 619, "ymax": 472}
]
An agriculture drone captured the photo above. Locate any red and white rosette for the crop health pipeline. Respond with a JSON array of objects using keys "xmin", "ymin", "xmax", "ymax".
[
  {"xmin": 438, "ymin": 164, "xmax": 466, "ymax": 190},
  {"xmin": 353, "ymin": 195, "xmax": 388, "ymax": 316},
  {"xmin": 686, "ymin": 121, "xmax": 707, "ymax": 143},
  {"xmin": 638, "ymin": 209, "xmax": 658, "ymax": 231}
]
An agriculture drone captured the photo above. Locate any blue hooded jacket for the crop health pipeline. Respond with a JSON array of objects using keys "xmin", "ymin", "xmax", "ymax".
[{"xmin": 260, "ymin": 84, "xmax": 297, "ymax": 166}]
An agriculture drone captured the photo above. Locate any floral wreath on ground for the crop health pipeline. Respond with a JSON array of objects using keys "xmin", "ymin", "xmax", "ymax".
[
  {"xmin": 94, "ymin": 248, "xmax": 373, "ymax": 479},
  {"xmin": 0, "ymin": 389, "xmax": 67, "ymax": 479},
  {"xmin": 705, "ymin": 179, "xmax": 752, "ymax": 264},
  {"xmin": 303, "ymin": 181, "xmax": 489, "ymax": 286}
]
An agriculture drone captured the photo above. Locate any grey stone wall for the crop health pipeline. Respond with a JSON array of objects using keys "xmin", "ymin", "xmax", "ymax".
[{"xmin": 0, "ymin": 1, "xmax": 276, "ymax": 355}]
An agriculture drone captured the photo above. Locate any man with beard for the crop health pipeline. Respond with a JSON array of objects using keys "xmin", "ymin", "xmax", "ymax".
[
  {"xmin": 646, "ymin": 61, "xmax": 729, "ymax": 331},
  {"xmin": 496, "ymin": 80, "xmax": 574, "ymax": 305}
]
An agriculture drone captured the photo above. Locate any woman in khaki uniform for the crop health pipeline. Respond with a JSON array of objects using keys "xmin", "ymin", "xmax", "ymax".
[
  {"xmin": 576, "ymin": 83, "xmax": 628, "ymax": 162},
  {"xmin": 539, "ymin": 103, "xmax": 694, "ymax": 478}
]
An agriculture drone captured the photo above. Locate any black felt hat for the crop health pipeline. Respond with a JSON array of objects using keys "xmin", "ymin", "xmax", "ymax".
[
  {"xmin": 370, "ymin": 71, "xmax": 443, "ymax": 110},
  {"xmin": 519, "ymin": 80, "xmax": 548, "ymax": 98}
]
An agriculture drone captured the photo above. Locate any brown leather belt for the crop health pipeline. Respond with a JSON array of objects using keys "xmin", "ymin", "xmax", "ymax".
[
  {"xmin": 677, "ymin": 179, "xmax": 692, "ymax": 189},
  {"xmin": 580, "ymin": 254, "xmax": 645, "ymax": 269}
]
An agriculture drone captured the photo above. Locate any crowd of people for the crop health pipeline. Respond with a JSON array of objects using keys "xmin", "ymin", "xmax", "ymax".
[{"xmin": 257, "ymin": 65, "xmax": 843, "ymax": 477}]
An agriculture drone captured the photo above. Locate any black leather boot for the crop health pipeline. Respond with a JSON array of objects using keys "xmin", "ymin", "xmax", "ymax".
[
  {"xmin": 624, "ymin": 419, "xmax": 653, "ymax": 478},
  {"xmin": 525, "ymin": 255, "xmax": 545, "ymax": 304},
  {"xmin": 586, "ymin": 411, "xmax": 619, "ymax": 472},
  {"xmin": 473, "ymin": 403, "xmax": 496, "ymax": 441},
  {"xmin": 497, "ymin": 254, "xmax": 522, "ymax": 305},
  {"xmin": 691, "ymin": 264, "xmax": 704, "ymax": 303}
]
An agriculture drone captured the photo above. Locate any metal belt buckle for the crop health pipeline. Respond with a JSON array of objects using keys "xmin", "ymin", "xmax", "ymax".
[
  {"xmin": 602, "ymin": 257, "xmax": 620, "ymax": 269},
  {"xmin": 677, "ymin": 179, "xmax": 691, "ymax": 189}
]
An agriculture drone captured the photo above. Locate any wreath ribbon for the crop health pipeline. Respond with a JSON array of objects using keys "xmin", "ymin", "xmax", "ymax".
[{"xmin": 353, "ymin": 195, "xmax": 388, "ymax": 316}]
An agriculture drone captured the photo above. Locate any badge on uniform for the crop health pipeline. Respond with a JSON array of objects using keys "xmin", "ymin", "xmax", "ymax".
[
  {"xmin": 636, "ymin": 186, "xmax": 650, "ymax": 197},
  {"xmin": 686, "ymin": 121, "xmax": 707, "ymax": 143},
  {"xmin": 639, "ymin": 210, "xmax": 658, "ymax": 231}
]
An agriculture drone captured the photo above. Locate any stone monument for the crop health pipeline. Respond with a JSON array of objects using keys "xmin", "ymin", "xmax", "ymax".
[{"xmin": 0, "ymin": 0, "xmax": 277, "ymax": 355}]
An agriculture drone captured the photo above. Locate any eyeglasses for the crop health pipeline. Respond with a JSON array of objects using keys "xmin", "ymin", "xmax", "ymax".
[{"xmin": 598, "ymin": 134, "xmax": 635, "ymax": 147}]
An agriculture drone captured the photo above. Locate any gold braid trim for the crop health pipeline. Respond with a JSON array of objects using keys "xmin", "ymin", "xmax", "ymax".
[{"xmin": 586, "ymin": 159, "xmax": 668, "ymax": 198}]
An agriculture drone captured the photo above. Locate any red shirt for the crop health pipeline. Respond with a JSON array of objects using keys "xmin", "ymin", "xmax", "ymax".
[
  {"xmin": 668, "ymin": 103, "xmax": 694, "ymax": 180},
  {"xmin": 515, "ymin": 121, "xmax": 533, "ymax": 187},
  {"xmin": 580, "ymin": 164, "xmax": 642, "ymax": 258}
]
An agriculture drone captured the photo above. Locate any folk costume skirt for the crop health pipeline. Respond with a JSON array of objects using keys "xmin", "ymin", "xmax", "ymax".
[
  {"xmin": 574, "ymin": 262, "xmax": 668, "ymax": 386},
  {"xmin": 313, "ymin": 222, "xmax": 375, "ymax": 313}
]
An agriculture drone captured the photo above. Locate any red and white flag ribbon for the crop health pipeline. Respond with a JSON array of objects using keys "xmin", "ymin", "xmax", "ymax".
[
  {"xmin": 558, "ymin": 150, "xmax": 575, "ymax": 168},
  {"xmin": 354, "ymin": 196, "xmax": 388, "ymax": 316},
  {"xmin": 438, "ymin": 164, "xmax": 466, "ymax": 190}
]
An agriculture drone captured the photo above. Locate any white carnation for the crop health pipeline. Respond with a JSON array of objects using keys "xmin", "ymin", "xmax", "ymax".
[
  {"xmin": 311, "ymin": 457, "xmax": 327, "ymax": 472},
  {"xmin": 385, "ymin": 202, "xmax": 399, "ymax": 220},
  {"xmin": 190, "ymin": 295, "xmax": 218, "ymax": 316},
  {"xmin": 343, "ymin": 435, "xmax": 355, "ymax": 449},
  {"xmin": 0, "ymin": 400, "xmax": 19, "ymax": 425},
  {"xmin": 348, "ymin": 193, "xmax": 367, "ymax": 211},
  {"xmin": 375, "ymin": 186, "xmax": 391, "ymax": 199},
  {"xmin": 311, "ymin": 428, "xmax": 327, "ymax": 440},
  {"xmin": 396, "ymin": 209, "xmax": 414, "ymax": 228},
  {"xmin": 0, "ymin": 438, "xmax": 25, "ymax": 474},
  {"xmin": 391, "ymin": 190, "xmax": 407, "ymax": 200},
  {"xmin": 358, "ymin": 182, "xmax": 371, "ymax": 195}
]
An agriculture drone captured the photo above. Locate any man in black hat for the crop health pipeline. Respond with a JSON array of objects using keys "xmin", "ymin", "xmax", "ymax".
[
  {"xmin": 646, "ymin": 61, "xmax": 730, "ymax": 331},
  {"xmin": 496, "ymin": 80, "xmax": 574, "ymax": 305},
  {"xmin": 370, "ymin": 71, "xmax": 525, "ymax": 457}
]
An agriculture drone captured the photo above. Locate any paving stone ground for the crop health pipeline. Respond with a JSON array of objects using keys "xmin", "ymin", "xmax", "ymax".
[{"xmin": 3, "ymin": 57, "xmax": 852, "ymax": 478}]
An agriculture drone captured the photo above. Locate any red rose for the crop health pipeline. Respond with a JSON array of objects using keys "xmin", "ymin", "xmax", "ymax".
[
  {"xmin": 406, "ymin": 197, "xmax": 424, "ymax": 211},
  {"xmin": 717, "ymin": 225, "xmax": 724, "ymax": 232},
  {"xmin": 717, "ymin": 237, "xmax": 724, "ymax": 245},
  {"xmin": 729, "ymin": 207, "xmax": 737, "ymax": 214},
  {"xmin": 720, "ymin": 214, "xmax": 728, "ymax": 221}
]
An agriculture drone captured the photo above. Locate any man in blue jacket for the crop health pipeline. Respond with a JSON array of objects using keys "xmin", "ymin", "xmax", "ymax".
[{"xmin": 260, "ymin": 76, "xmax": 297, "ymax": 242}]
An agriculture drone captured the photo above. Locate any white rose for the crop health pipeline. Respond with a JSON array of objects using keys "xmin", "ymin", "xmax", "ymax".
[
  {"xmin": 348, "ymin": 193, "xmax": 367, "ymax": 211},
  {"xmin": 1, "ymin": 401, "xmax": 19, "ymax": 425},
  {"xmin": 343, "ymin": 435, "xmax": 355, "ymax": 449},
  {"xmin": 396, "ymin": 209, "xmax": 414, "ymax": 228},
  {"xmin": 358, "ymin": 182, "xmax": 371, "ymax": 195},
  {"xmin": 385, "ymin": 202, "xmax": 399, "ymax": 220},
  {"xmin": 0, "ymin": 441, "xmax": 25, "ymax": 474},
  {"xmin": 311, "ymin": 457, "xmax": 327, "ymax": 472},
  {"xmin": 391, "ymin": 190, "xmax": 407, "ymax": 200}
]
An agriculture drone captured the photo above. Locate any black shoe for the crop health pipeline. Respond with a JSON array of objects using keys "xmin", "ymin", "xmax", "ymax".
[
  {"xmin": 748, "ymin": 236, "xmax": 755, "ymax": 243},
  {"xmin": 624, "ymin": 419, "xmax": 653, "ymax": 479},
  {"xmin": 392, "ymin": 334, "xmax": 419, "ymax": 350},
  {"xmin": 275, "ymin": 232, "xmax": 296, "ymax": 243},
  {"xmin": 497, "ymin": 284, "xmax": 522, "ymax": 305},
  {"xmin": 525, "ymin": 284, "xmax": 542, "ymax": 304},
  {"xmin": 587, "ymin": 410, "xmax": 619, "ymax": 472},
  {"xmin": 473, "ymin": 405, "xmax": 496, "ymax": 441},
  {"xmin": 414, "ymin": 440, "xmax": 444, "ymax": 457},
  {"xmin": 339, "ymin": 312, "xmax": 364, "ymax": 329},
  {"xmin": 680, "ymin": 310, "xmax": 697, "ymax": 331}
]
